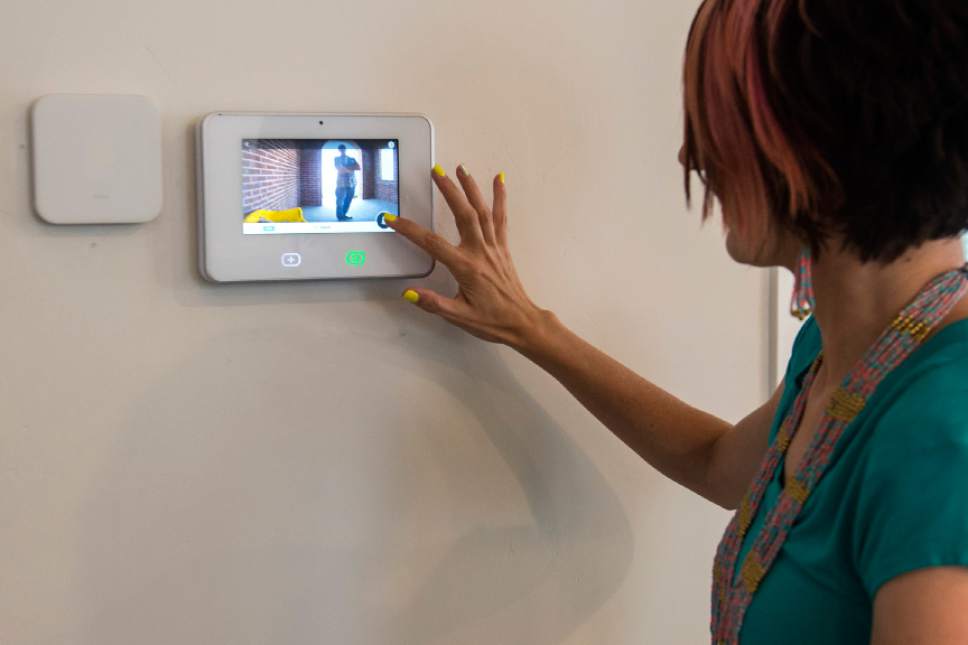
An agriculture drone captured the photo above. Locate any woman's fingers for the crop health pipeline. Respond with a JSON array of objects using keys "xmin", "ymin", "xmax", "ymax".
[
  {"xmin": 384, "ymin": 214, "xmax": 469, "ymax": 275},
  {"xmin": 432, "ymin": 165, "xmax": 484, "ymax": 246},
  {"xmin": 401, "ymin": 287, "xmax": 469, "ymax": 319},
  {"xmin": 493, "ymin": 172, "xmax": 508, "ymax": 248},
  {"xmin": 394, "ymin": 165, "xmax": 539, "ymax": 348},
  {"xmin": 456, "ymin": 165, "xmax": 496, "ymax": 245}
]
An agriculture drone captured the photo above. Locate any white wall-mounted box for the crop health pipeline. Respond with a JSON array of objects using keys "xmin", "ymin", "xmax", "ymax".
[{"xmin": 31, "ymin": 94, "xmax": 162, "ymax": 225}]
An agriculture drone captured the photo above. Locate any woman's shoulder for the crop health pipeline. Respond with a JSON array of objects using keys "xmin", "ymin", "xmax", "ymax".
[
  {"xmin": 850, "ymin": 320, "xmax": 968, "ymax": 597},
  {"xmin": 866, "ymin": 318, "xmax": 968, "ymax": 447},
  {"xmin": 781, "ymin": 316, "xmax": 968, "ymax": 447}
]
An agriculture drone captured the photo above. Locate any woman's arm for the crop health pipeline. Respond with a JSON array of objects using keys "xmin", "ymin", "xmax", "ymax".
[
  {"xmin": 518, "ymin": 312, "xmax": 782, "ymax": 508},
  {"xmin": 871, "ymin": 568, "xmax": 968, "ymax": 644},
  {"xmin": 387, "ymin": 165, "xmax": 777, "ymax": 508}
]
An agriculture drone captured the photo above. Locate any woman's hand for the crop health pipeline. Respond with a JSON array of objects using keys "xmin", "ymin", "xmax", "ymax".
[
  {"xmin": 384, "ymin": 164, "xmax": 549, "ymax": 350},
  {"xmin": 387, "ymin": 165, "xmax": 763, "ymax": 510}
]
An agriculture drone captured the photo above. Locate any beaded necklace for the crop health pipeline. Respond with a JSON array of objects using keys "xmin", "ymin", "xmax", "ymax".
[{"xmin": 711, "ymin": 264, "xmax": 968, "ymax": 644}]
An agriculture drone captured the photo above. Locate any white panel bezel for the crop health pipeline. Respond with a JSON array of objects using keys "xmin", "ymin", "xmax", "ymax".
[{"xmin": 196, "ymin": 112, "xmax": 435, "ymax": 283}]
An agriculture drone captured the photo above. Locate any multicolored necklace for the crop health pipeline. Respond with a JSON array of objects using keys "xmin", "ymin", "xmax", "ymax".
[{"xmin": 711, "ymin": 264, "xmax": 968, "ymax": 644}]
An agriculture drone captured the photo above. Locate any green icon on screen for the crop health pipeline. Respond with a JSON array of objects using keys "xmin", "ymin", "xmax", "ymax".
[{"xmin": 345, "ymin": 250, "xmax": 367, "ymax": 266}]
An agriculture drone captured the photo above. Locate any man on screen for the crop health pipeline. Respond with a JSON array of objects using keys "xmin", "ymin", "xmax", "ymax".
[{"xmin": 334, "ymin": 144, "xmax": 361, "ymax": 221}]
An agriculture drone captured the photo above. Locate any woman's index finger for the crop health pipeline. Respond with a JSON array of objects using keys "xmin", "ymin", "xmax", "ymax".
[{"xmin": 384, "ymin": 214, "xmax": 466, "ymax": 272}]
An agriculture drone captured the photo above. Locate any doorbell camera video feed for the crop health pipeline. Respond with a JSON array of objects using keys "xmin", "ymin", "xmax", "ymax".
[{"xmin": 241, "ymin": 138, "xmax": 399, "ymax": 235}]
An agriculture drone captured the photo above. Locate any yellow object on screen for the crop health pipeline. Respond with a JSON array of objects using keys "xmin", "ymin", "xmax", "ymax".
[{"xmin": 243, "ymin": 207, "xmax": 306, "ymax": 224}]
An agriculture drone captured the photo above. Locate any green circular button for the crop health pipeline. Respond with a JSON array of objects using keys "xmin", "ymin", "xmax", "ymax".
[{"xmin": 345, "ymin": 250, "xmax": 367, "ymax": 266}]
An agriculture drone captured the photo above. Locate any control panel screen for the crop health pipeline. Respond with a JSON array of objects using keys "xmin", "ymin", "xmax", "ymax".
[{"xmin": 242, "ymin": 138, "xmax": 399, "ymax": 235}]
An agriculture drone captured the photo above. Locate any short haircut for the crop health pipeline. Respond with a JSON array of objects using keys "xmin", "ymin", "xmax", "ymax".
[
  {"xmin": 683, "ymin": 0, "xmax": 968, "ymax": 262},
  {"xmin": 338, "ymin": 144, "xmax": 347, "ymax": 151}
]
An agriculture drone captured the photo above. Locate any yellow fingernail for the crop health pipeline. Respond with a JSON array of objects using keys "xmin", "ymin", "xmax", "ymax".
[
  {"xmin": 403, "ymin": 290, "xmax": 420, "ymax": 304},
  {"xmin": 498, "ymin": 171, "xmax": 506, "ymax": 184},
  {"xmin": 383, "ymin": 212, "xmax": 398, "ymax": 222},
  {"xmin": 432, "ymin": 164, "xmax": 446, "ymax": 178}
]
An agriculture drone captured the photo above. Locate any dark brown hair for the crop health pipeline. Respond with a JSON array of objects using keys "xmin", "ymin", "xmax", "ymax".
[{"xmin": 683, "ymin": 0, "xmax": 968, "ymax": 262}]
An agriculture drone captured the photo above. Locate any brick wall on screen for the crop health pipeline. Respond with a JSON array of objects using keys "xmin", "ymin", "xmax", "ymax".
[
  {"xmin": 298, "ymin": 148, "xmax": 322, "ymax": 206},
  {"xmin": 241, "ymin": 141, "xmax": 300, "ymax": 213},
  {"xmin": 357, "ymin": 144, "xmax": 398, "ymax": 205},
  {"xmin": 376, "ymin": 148, "xmax": 399, "ymax": 204},
  {"xmin": 361, "ymin": 150, "xmax": 376, "ymax": 200},
  {"xmin": 376, "ymin": 178, "xmax": 398, "ymax": 204}
]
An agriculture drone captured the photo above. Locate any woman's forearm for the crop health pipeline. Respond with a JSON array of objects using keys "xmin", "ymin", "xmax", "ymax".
[{"xmin": 514, "ymin": 309, "xmax": 742, "ymax": 505}]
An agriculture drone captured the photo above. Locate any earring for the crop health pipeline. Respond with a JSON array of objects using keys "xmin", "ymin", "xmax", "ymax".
[{"xmin": 790, "ymin": 246, "xmax": 815, "ymax": 321}]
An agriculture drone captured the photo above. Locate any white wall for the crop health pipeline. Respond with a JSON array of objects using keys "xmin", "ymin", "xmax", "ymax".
[
  {"xmin": 772, "ymin": 269, "xmax": 803, "ymax": 389},
  {"xmin": 0, "ymin": 1, "xmax": 770, "ymax": 643}
]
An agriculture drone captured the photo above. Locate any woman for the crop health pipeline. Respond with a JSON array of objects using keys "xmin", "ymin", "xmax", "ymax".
[{"xmin": 385, "ymin": 1, "xmax": 968, "ymax": 643}]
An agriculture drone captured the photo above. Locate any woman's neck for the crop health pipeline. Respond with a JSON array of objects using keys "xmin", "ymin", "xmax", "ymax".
[{"xmin": 809, "ymin": 239, "xmax": 967, "ymax": 386}]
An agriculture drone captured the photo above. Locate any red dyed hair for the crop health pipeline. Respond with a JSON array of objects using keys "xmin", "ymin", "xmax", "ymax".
[
  {"xmin": 684, "ymin": 1, "xmax": 968, "ymax": 262},
  {"xmin": 683, "ymin": 0, "xmax": 833, "ymax": 241}
]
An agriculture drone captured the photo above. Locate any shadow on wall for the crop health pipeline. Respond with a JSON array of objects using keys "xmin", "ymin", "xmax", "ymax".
[{"xmin": 73, "ymin": 271, "xmax": 634, "ymax": 644}]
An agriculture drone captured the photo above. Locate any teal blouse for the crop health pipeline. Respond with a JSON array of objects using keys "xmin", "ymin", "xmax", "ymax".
[{"xmin": 736, "ymin": 316, "xmax": 968, "ymax": 644}]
